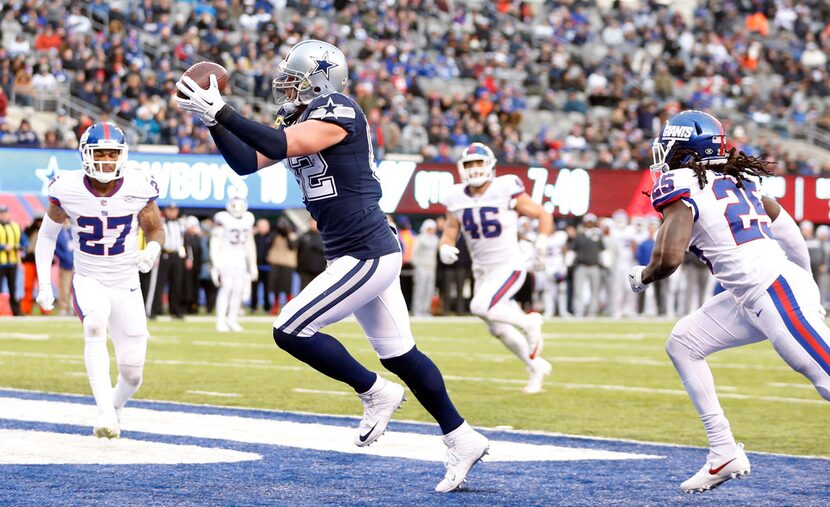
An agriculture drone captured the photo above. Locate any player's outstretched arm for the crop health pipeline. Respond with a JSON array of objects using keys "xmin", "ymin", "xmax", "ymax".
[
  {"xmin": 245, "ymin": 229, "xmax": 258, "ymax": 281},
  {"xmin": 762, "ymin": 196, "xmax": 811, "ymax": 273},
  {"xmin": 438, "ymin": 212, "xmax": 461, "ymax": 264},
  {"xmin": 137, "ymin": 201, "xmax": 164, "ymax": 273},
  {"xmin": 514, "ymin": 193, "xmax": 554, "ymax": 236},
  {"xmin": 641, "ymin": 200, "xmax": 693, "ymax": 284},
  {"xmin": 34, "ymin": 203, "xmax": 68, "ymax": 311}
]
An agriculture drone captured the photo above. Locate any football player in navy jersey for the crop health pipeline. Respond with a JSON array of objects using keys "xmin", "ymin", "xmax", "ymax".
[{"xmin": 175, "ymin": 40, "xmax": 488, "ymax": 492}]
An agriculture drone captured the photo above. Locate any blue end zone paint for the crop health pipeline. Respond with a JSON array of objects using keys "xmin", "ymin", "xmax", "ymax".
[{"xmin": 1, "ymin": 389, "xmax": 828, "ymax": 507}]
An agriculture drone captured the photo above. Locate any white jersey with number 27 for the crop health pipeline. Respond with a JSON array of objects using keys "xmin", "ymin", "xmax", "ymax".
[
  {"xmin": 48, "ymin": 168, "xmax": 159, "ymax": 288},
  {"xmin": 651, "ymin": 168, "xmax": 787, "ymax": 305}
]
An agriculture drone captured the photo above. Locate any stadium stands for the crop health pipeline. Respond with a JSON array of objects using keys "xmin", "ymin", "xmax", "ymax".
[{"xmin": 1, "ymin": 0, "xmax": 830, "ymax": 174}]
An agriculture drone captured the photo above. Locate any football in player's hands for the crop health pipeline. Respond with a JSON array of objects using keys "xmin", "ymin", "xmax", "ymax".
[{"xmin": 176, "ymin": 61, "xmax": 229, "ymax": 99}]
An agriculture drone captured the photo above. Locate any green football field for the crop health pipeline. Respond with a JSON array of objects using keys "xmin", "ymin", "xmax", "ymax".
[{"xmin": 1, "ymin": 316, "xmax": 828, "ymax": 457}]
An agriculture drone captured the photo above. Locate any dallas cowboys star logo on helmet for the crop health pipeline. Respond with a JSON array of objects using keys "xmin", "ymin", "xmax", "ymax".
[{"xmin": 311, "ymin": 52, "xmax": 338, "ymax": 79}]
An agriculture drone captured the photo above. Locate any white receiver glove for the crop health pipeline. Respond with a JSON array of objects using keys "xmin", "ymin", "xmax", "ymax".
[
  {"xmin": 175, "ymin": 74, "xmax": 226, "ymax": 127},
  {"xmin": 248, "ymin": 266, "xmax": 258, "ymax": 282},
  {"xmin": 36, "ymin": 284, "xmax": 55, "ymax": 312},
  {"xmin": 211, "ymin": 267, "xmax": 221, "ymax": 287},
  {"xmin": 136, "ymin": 241, "xmax": 161, "ymax": 273},
  {"xmin": 627, "ymin": 265, "xmax": 648, "ymax": 293},
  {"xmin": 439, "ymin": 244, "xmax": 459, "ymax": 265}
]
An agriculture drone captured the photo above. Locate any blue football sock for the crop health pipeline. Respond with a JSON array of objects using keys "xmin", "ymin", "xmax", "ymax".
[
  {"xmin": 381, "ymin": 346, "xmax": 464, "ymax": 434},
  {"xmin": 273, "ymin": 328, "xmax": 377, "ymax": 394}
]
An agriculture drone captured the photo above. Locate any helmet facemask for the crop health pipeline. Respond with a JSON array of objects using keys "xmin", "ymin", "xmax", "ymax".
[
  {"xmin": 457, "ymin": 143, "xmax": 496, "ymax": 188},
  {"xmin": 227, "ymin": 197, "xmax": 248, "ymax": 218},
  {"xmin": 82, "ymin": 143, "xmax": 128, "ymax": 183},
  {"xmin": 649, "ymin": 138, "xmax": 674, "ymax": 182},
  {"xmin": 459, "ymin": 158, "xmax": 495, "ymax": 187},
  {"xmin": 272, "ymin": 62, "xmax": 313, "ymax": 109}
]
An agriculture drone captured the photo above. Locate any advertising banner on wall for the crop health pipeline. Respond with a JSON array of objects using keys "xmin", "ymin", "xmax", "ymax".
[{"xmin": 2, "ymin": 148, "xmax": 830, "ymax": 223}]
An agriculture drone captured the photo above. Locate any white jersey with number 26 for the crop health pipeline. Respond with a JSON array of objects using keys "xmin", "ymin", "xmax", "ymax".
[
  {"xmin": 443, "ymin": 175, "xmax": 526, "ymax": 269},
  {"xmin": 651, "ymin": 168, "xmax": 787, "ymax": 305},
  {"xmin": 48, "ymin": 168, "xmax": 159, "ymax": 288}
]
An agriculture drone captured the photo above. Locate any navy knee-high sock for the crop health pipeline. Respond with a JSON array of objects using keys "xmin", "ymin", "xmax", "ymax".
[
  {"xmin": 381, "ymin": 346, "xmax": 464, "ymax": 434},
  {"xmin": 274, "ymin": 328, "xmax": 377, "ymax": 394}
]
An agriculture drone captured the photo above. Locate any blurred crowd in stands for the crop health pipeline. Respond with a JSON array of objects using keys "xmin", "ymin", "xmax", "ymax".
[{"xmin": 2, "ymin": 0, "xmax": 830, "ymax": 175}]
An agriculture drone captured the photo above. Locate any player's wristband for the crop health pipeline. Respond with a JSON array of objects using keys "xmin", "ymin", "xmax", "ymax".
[{"xmin": 215, "ymin": 105, "xmax": 288, "ymax": 161}]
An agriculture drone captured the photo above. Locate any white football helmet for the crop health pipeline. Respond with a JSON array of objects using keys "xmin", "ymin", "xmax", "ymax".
[
  {"xmin": 79, "ymin": 122, "xmax": 129, "ymax": 183},
  {"xmin": 272, "ymin": 40, "xmax": 349, "ymax": 109},
  {"xmin": 227, "ymin": 196, "xmax": 248, "ymax": 218},
  {"xmin": 457, "ymin": 143, "xmax": 496, "ymax": 187}
]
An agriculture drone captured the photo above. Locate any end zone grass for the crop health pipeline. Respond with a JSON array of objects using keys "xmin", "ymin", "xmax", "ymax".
[{"xmin": 1, "ymin": 317, "xmax": 827, "ymax": 456}]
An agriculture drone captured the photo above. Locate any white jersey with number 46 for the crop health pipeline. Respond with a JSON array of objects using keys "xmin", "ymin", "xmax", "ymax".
[
  {"xmin": 213, "ymin": 210, "xmax": 255, "ymax": 267},
  {"xmin": 650, "ymin": 168, "xmax": 787, "ymax": 305},
  {"xmin": 443, "ymin": 175, "xmax": 526, "ymax": 269},
  {"xmin": 47, "ymin": 168, "xmax": 159, "ymax": 288}
]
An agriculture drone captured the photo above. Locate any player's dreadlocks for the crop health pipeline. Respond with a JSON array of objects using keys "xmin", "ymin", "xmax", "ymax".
[{"xmin": 669, "ymin": 147, "xmax": 777, "ymax": 190}]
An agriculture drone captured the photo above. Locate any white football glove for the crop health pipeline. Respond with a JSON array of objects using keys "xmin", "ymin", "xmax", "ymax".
[
  {"xmin": 533, "ymin": 234, "xmax": 548, "ymax": 272},
  {"xmin": 627, "ymin": 265, "xmax": 648, "ymax": 293},
  {"xmin": 136, "ymin": 241, "xmax": 161, "ymax": 273},
  {"xmin": 248, "ymin": 266, "xmax": 258, "ymax": 282},
  {"xmin": 175, "ymin": 74, "xmax": 226, "ymax": 127},
  {"xmin": 36, "ymin": 284, "xmax": 55, "ymax": 312},
  {"xmin": 439, "ymin": 244, "xmax": 459, "ymax": 264},
  {"xmin": 211, "ymin": 267, "xmax": 221, "ymax": 287}
]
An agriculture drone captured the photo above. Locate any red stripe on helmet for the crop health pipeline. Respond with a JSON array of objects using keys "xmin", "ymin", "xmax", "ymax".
[{"xmin": 102, "ymin": 123, "xmax": 111, "ymax": 140}]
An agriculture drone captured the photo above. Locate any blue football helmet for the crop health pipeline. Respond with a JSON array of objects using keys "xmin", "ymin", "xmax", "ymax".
[
  {"xmin": 79, "ymin": 122, "xmax": 129, "ymax": 183},
  {"xmin": 650, "ymin": 110, "xmax": 727, "ymax": 178},
  {"xmin": 457, "ymin": 142, "xmax": 496, "ymax": 187}
]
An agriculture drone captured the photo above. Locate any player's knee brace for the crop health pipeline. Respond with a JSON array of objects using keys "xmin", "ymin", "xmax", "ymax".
[
  {"xmin": 82, "ymin": 314, "xmax": 107, "ymax": 338},
  {"xmin": 118, "ymin": 365, "xmax": 143, "ymax": 386}
]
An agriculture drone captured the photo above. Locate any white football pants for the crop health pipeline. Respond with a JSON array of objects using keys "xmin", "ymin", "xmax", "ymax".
[
  {"xmin": 666, "ymin": 261, "xmax": 830, "ymax": 454},
  {"xmin": 216, "ymin": 261, "xmax": 248, "ymax": 327},
  {"xmin": 273, "ymin": 252, "xmax": 415, "ymax": 359}
]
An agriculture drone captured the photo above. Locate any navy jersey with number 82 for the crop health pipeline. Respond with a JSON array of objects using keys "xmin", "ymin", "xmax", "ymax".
[{"xmin": 285, "ymin": 92, "xmax": 399, "ymax": 260}]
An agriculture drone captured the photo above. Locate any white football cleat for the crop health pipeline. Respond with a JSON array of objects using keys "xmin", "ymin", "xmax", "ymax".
[
  {"xmin": 228, "ymin": 322, "xmax": 244, "ymax": 332},
  {"xmin": 93, "ymin": 411, "xmax": 121, "ymax": 439},
  {"xmin": 216, "ymin": 321, "xmax": 230, "ymax": 333},
  {"xmin": 354, "ymin": 378, "xmax": 406, "ymax": 447},
  {"xmin": 681, "ymin": 444, "xmax": 751, "ymax": 493},
  {"xmin": 525, "ymin": 312, "xmax": 544, "ymax": 359},
  {"xmin": 523, "ymin": 357, "xmax": 552, "ymax": 394},
  {"xmin": 435, "ymin": 422, "xmax": 489, "ymax": 493}
]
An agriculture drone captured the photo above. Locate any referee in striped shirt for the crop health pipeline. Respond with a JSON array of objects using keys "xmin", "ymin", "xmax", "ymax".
[
  {"xmin": 152, "ymin": 203, "xmax": 186, "ymax": 319},
  {"xmin": 0, "ymin": 205, "xmax": 25, "ymax": 315}
]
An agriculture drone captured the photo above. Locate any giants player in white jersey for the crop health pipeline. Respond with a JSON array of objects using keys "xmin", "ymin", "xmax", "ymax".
[
  {"xmin": 35, "ymin": 122, "xmax": 163, "ymax": 438},
  {"xmin": 629, "ymin": 111, "xmax": 827, "ymax": 493},
  {"xmin": 211, "ymin": 196, "xmax": 257, "ymax": 332},
  {"xmin": 440, "ymin": 143, "xmax": 554, "ymax": 393}
]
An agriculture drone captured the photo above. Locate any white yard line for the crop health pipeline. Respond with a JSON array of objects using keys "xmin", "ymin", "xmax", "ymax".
[
  {"xmin": 0, "ymin": 332, "xmax": 49, "ymax": 340},
  {"xmin": 293, "ymin": 388, "xmax": 353, "ymax": 397},
  {"xmin": 185, "ymin": 390, "xmax": 241, "ymax": 398},
  {"xmin": 767, "ymin": 382, "xmax": 815, "ymax": 390}
]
